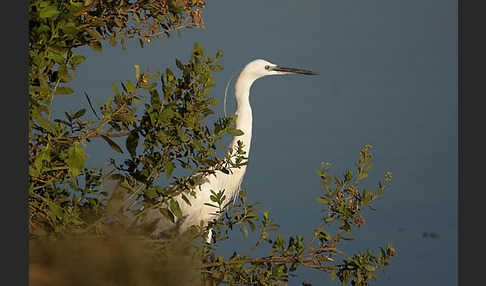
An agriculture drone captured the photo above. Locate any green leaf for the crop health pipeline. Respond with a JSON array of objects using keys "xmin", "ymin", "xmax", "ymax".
[
  {"xmin": 169, "ymin": 199, "xmax": 183, "ymax": 219},
  {"xmin": 241, "ymin": 223, "xmax": 249, "ymax": 238},
  {"xmin": 319, "ymin": 231, "xmax": 332, "ymax": 241},
  {"xmin": 140, "ymin": 82, "xmax": 157, "ymax": 90},
  {"xmin": 324, "ymin": 217, "xmax": 335, "ymax": 223},
  {"xmin": 134, "ymin": 64, "xmax": 140, "ymax": 81},
  {"xmin": 72, "ymin": 108, "xmax": 86, "ymax": 119},
  {"xmin": 175, "ymin": 58, "xmax": 184, "ymax": 70},
  {"xmin": 126, "ymin": 131, "xmax": 139, "ymax": 157},
  {"xmin": 228, "ymin": 128, "xmax": 244, "ymax": 136},
  {"xmin": 364, "ymin": 264, "xmax": 376, "ymax": 271},
  {"xmin": 101, "ymin": 135, "xmax": 124, "ymax": 154},
  {"xmin": 204, "ymin": 203, "xmax": 218, "ymax": 208},
  {"xmin": 31, "ymin": 145, "xmax": 51, "ymax": 177},
  {"xmin": 159, "ymin": 208, "xmax": 175, "ymax": 223},
  {"xmin": 177, "ymin": 128, "xmax": 189, "ymax": 142},
  {"xmin": 48, "ymin": 50, "xmax": 66, "ymax": 64},
  {"xmin": 34, "ymin": 110, "xmax": 56, "ymax": 133},
  {"xmin": 144, "ymin": 188, "xmax": 158, "ymax": 199},
  {"xmin": 69, "ymin": 2, "xmax": 84, "ymax": 13},
  {"xmin": 55, "ymin": 86, "xmax": 74, "ymax": 95},
  {"xmin": 126, "ymin": 80, "xmax": 135, "ymax": 92},
  {"xmin": 193, "ymin": 42, "xmax": 204, "ymax": 56},
  {"xmin": 61, "ymin": 22, "xmax": 78, "ymax": 35},
  {"xmin": 71, "ymin": 55, "xmax": 86, "ymax": 65},
  {"xmin": 39, "ymin": 6, "xmax": 60, "ymax": 19},
  {"xmin": 164, "ymin": 161, "xmax": 175, "ymax": 179},
  {"xmin": 211, "ymin": 65, "xmax": 223, "ymax": 72},
  {"xmin": 317, "ymin": 197, "xmax": 329, "ymax": 204},
  {"xmin": 111, "ymin": 82, "xmax": 120, "ymax": 97},
  {"xmin": 58, "ymin": 65, "xmax": 72, "ymax": 82},
  {"xmin": 67, "ymin": 142, "xmax": 88, "ymax": 182},
  {"xmin": 86, "ymin": 29, "xmax": 102, "ymax": 39},
  {"xmin": 181, "ymin": 194, "xmax": 192, "ymax": 206},
  {"xmin": 89, "ymin": 41, "xmax": 102, "ymax": 53},
  {"xmin": 208, "ymin": 98, "xmax": 219, "ymax": 106}
]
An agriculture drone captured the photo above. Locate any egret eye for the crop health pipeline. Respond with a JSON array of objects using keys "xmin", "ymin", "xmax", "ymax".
[{"xmin": 265, "ymin": 65, "xmax": 270, "ymax": 70}]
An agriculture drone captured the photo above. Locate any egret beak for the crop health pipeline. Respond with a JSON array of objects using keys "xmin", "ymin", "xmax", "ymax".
[{"xmin": 272, "ymin": 66, "xmax": 318, "ymax": 75}]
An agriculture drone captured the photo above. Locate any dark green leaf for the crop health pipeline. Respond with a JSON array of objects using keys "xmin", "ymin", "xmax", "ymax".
[
  {"xmin": 175, "ymin": 58, "xmax": 184, "ymax": 70},
  {"xmin": 101, "ymin": 135, "xmax": 124, "ymax": 154},
  {"xmin": 126, "ymin": 131, "xmax": 139, "ymax": 157},
  {"xmin": 72, "ymin": 108, "xmax": 86, "ymax": 119},
  {"xmin": 181, "ymin": 194, "xmax": 192, "ymax": 206},
  {"xmin": 159, "ymin": 208, "xmax": 175, "ymax": 223}
]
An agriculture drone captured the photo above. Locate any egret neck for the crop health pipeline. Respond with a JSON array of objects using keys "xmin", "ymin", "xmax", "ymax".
[{"xmin": 231, "ymin": 72, "xmax": 254, "ymax": 155}]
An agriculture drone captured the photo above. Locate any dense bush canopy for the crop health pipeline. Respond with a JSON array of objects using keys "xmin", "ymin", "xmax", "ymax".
[{"xmin": 28, "ymin": 1, "xmax": 395, "ymax": 285}]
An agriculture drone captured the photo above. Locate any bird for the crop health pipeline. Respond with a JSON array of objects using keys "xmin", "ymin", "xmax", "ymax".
[{"xmin": 136, "ymin": 59, "xmax": 318, "ymax": 242}]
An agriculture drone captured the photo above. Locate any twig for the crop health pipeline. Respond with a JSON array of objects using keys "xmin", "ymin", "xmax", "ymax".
[
  {"xmin": 200, "ymin": 254, "xmax": 335, "ymax": 269},
  {"xmin": 121, "ymin": 168, "xmax": 158, "ymax": 206},
  {"xmin": 84, "ymin": 91, "xmax": 100, "ymax": 120}
]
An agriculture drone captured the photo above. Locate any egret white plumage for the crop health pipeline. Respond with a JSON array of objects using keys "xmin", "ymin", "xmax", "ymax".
[{"xmin": 136, "ymin": 59, "xmax": 317, "ymax": 242}]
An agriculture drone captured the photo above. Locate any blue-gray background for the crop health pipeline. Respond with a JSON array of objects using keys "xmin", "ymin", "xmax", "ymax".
[{"xmin": 54, "ymin": 0, "xmax": 457, "ymax": 285}]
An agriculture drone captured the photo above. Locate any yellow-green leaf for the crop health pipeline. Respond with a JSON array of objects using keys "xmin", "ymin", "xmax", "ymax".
[
  {"xmin": 169, "ymin": 199, "xmax": 182, "ymax": 219},
  {"xmin": 67, "ymin": 142, "xmax": 88, "ymax": 182},
  {"xmin": 39, "ymin": 6, "xmax": 60, "ymax": 19}
]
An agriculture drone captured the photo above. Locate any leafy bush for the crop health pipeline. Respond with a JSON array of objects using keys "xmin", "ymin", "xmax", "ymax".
[{"xmin": 29, "ymin": 1, "xmax": 395, "ymax": 285}]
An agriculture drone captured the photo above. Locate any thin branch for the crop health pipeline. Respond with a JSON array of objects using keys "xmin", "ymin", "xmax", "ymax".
[
  {"xmin": 121, "ymin": 167, "xmax": 158, "ymax": 206},
  {"xmin": 200, "ymin": 253, "xmax": 336, "ymax": 269},
  {"xmin": 84, "ymin": 91, "xmax": 100, "ymax": 120}
]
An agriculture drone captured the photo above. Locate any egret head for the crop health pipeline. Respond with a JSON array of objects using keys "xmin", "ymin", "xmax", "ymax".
[{"xmin": 242, "ymin": 59, "xmax": 318, "ymax": 81}]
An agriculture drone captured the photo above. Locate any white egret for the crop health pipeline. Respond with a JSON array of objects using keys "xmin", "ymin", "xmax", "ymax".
[{"xmin": 137, "ymin": 59, "xmax": 317, "ymax": 242}]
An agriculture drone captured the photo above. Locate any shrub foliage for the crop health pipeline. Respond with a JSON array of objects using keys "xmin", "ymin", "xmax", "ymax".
[{"xmin": 29, "ymin": 1, "xmax": 395, "ymax": 285}]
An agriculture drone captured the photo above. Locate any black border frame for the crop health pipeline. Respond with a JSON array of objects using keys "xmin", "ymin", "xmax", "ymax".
[
  {"xmin": 459, "ymin": 1, "xmax": 485, "ymax": 285},
  {"xmin": 3, "ymin": 1, "xmax": 29, "ymax": 285}
]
